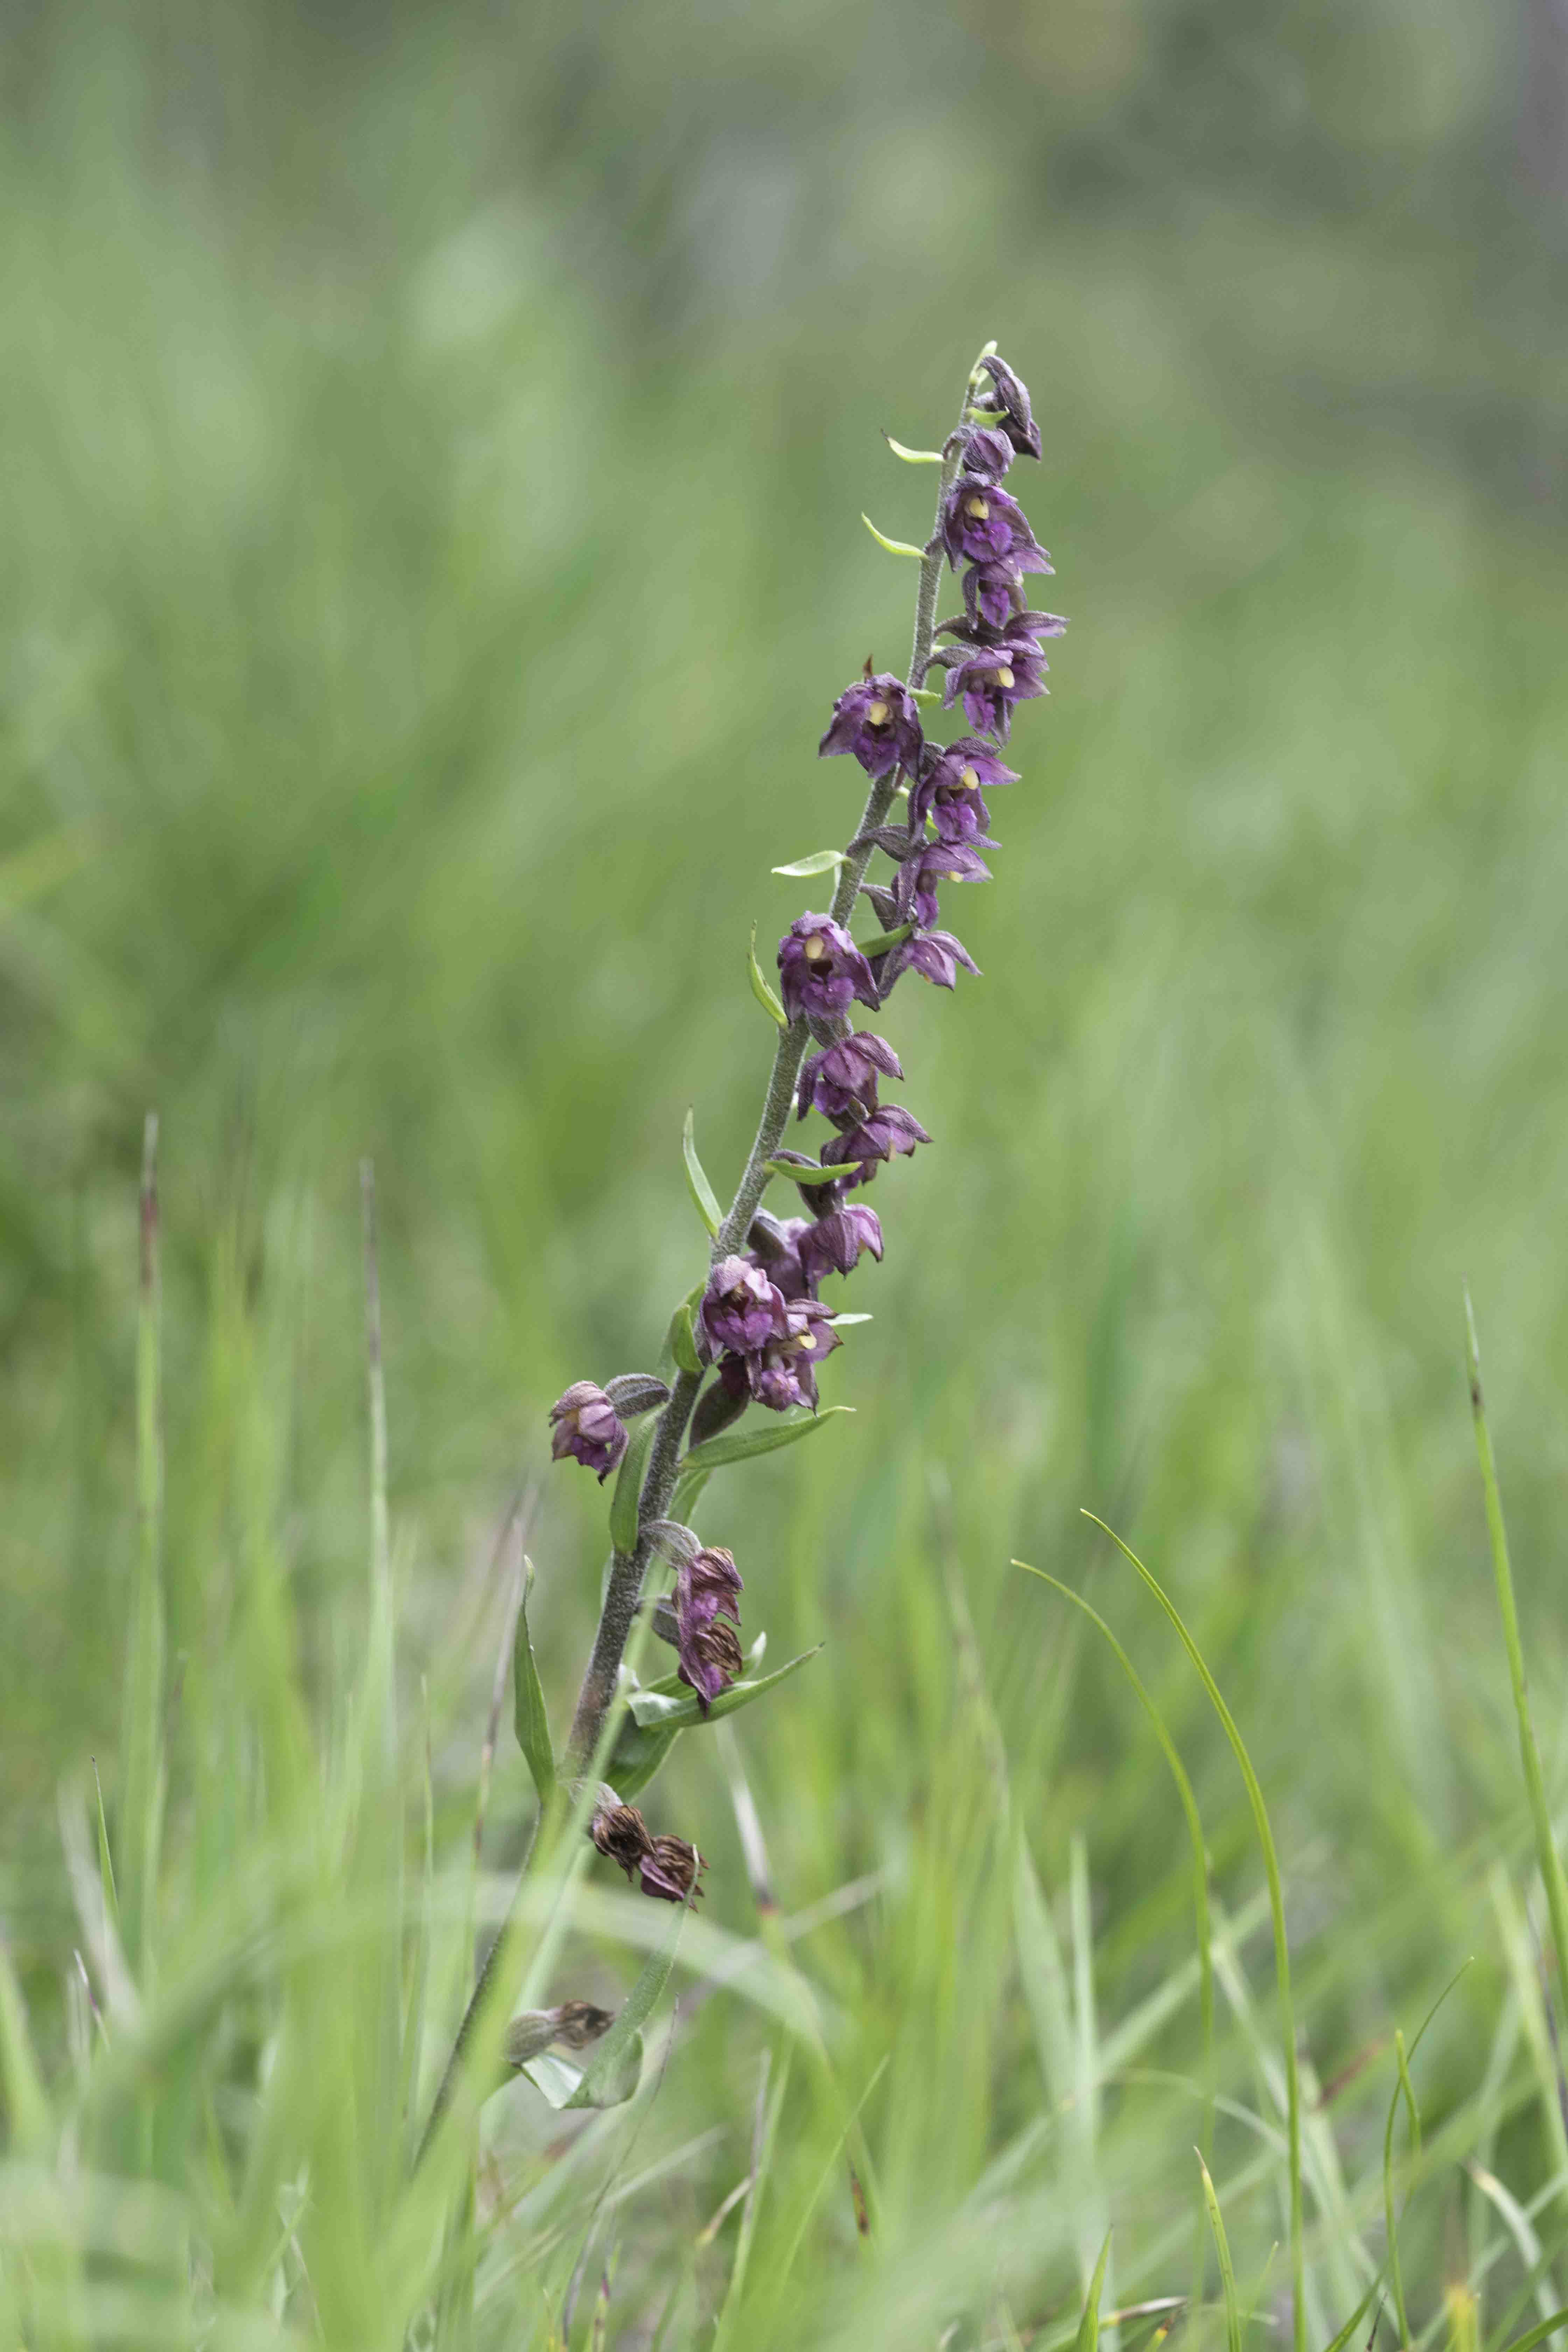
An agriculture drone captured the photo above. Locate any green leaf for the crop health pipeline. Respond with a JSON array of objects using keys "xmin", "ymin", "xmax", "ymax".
[
  {"xmin": 854, "ymin": 922, "xmax": 915, "ymax": 958},
  {"xmin": 609, "ymin": 1413, "xmax": 657, "ymax": 1554},
  {"xmin": 521, "ymin": 1898, "xmax": 688, "ymax": 2112},
  {"xmin": 1497, "ymin": 2315, "xmax": 1568, "ymax": 2352},
  {"xmin": 668, "ymin": 1300, "xmax": 702, "ymax": 1377},
  {"xmin": 761, "ymin": 1157, "xmax": 831, "ymax": 1183},
  {"xmin": 681, "ymin": 1108, "xmax": 723, "ymax": 1239},
  {"xmin": 882, "ymin": 433, "xmax": 944, "ymax": 465},
  {"xmin": 909, "ymin": 686, "xmax": 942, "ymax": 706},
  {"xmin": 860, "ymin": 513, "xmax": 924, "ymax": 560},
  {"xmin": 511, "ymin": 1560, "xmax": 554, "ymax": 1805},
  {"xmin": 748, "ymin": 923, "xmax": 788, "ymax": 1028},
  {"xmin": 771, "ymin": 849, "xmax": 847, "ymax": 879},
  {"xmin": 627, "ymin": 1644, "xmax": 820, "ymax": 1731},
  {"xmin": 1073, "ymin": 2231, "xmax": 1114, "ymax": 2352},
  {"xmin": 1197, "ymin": 2154, "xmax": 1241, "ymax": 2352},
  {"xmin": 681, "ymin": 1404, "xmax": 853, "ymax": 1477},
  {"xmin": 608, "ymin": 1647, "xmax": 819, "ymax": 1799}
]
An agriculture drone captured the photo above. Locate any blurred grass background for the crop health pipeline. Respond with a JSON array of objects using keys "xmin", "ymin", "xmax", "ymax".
[{"xmin": 4, "ymin": 0, "xmax": 1568, "ymax": 2340}]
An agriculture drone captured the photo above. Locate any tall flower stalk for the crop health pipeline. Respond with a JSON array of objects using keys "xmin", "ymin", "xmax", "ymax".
[{"xmin": 423, "ymin": 338, "xmax": 1063, "ymax": 2144}]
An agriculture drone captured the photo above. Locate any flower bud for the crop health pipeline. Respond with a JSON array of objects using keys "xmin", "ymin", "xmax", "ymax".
[{"xmin": 548, "ymin": 1380, "xmax": 629, "ymax": 1482}]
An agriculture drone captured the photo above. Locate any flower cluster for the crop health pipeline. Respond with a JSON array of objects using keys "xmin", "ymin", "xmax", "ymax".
[{"xmin": 544, "ymin": 347, "xmax": 1062, "ymax": 1907}]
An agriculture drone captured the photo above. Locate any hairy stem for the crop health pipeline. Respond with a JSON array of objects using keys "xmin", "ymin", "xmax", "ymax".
[{"xmin": 420, "ymin": 350, "xmax": 985, "ymax": 2162}]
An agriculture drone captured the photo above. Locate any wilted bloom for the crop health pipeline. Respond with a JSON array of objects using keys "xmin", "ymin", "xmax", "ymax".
[
  {"xmin": 942, "ymin": 638, "xmax": 1049, "ymax": 741},
  {"xmin": 798, "ymin": 1030, "xmax": 904, "ymax": 1122},
  {"xmin": 821, "ymin": 1104, "xmax": 932, "ymax": 1179},
  {"xmin": 589, "ymin": 1801, "xmax": 706, "ymax": 1903},
  {"xmin": 640, "ymin": 1834, "xmax": 706, "ymax": 1904},
  {"xmin": 679, "ymin": 1544, "xmax": 743, "ymax": 1623},
  {"xmin": 941, "ymin": 476, "xmax": 1040, "ymax": 570},
  {"xmin": 869, "ymin": 923, "xmax": 981, "ymax": 998},
  {"xmin": 819, "ymin": 672, "xmax": 924, "ymax": 779},
  {"xmin": 799, "ymin": 1202, "xmax": 884, "ymax": 1283},
  {"xmin": 973, "ymin": 354, "xmax": 1042, "ymax": 458},
  {"xmin": 777, "ymin": 912, "xmax": 879, "ymax": 1023},
  {"xmin": 959, "ymin": 423, "xmax": 1016, "ymax": 480},
  {"xmin": 719, "ymin": 1296, "xmax": 842, "ymax": 1412},
  {"xmin": 698, "ymin": 1255, "xmax": 789, "ymax": 1359},
  {"xmin": 908, "ymin": 738, "xmax": 1018, "ymax": 843},
  {"xmin": 962, "ymin": 548, "xmax": 1054, "ymax": 631},
  {"xmin": 591, "ymin": 1801, "xmax": 654, "ymax": 1878},
  {"xmin": 894, "ymin": 839, "xmax": 993, "ymax": 927},
  {"xmin": 678, "ymin": 1614, "xmax": 745, "ymax": 1709},
  {"xmin": 548, "ymin": 1380, "xmax": 629, "ymax": 1482}
]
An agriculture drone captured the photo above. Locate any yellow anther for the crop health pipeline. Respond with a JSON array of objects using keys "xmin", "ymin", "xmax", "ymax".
[
  {"xmin": 865, "ymin": 699, "xmax": 889, "ymax": 727},
  {"xmin": 965, "ymin": 495, "xmax": 990, "ymax": 519},
  {"xmin": 958, "ymin": 765, "xmax": 979, "ymax": 790},
  {"xmin": 994, "ymin": 666, "xmax": 1014, "ymax": 690}
]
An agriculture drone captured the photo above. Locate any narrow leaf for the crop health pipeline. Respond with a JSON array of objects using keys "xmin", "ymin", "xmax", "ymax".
[
  {"xmin": 520, "ymin": 2038, "xmax": 643, "ymax": 2113},
  {"xmin": 882, "ymin": 433, "xmax": 944, "ymax": 465},
  {"xmin": 1074, "ymin": 2231, "xmax": 1115, "ymax": 2352},
  {"xmin": 610, "ymin": 1413, "xmax": 657, "ymax": 1554},
  {"xmin": 626, "ymin": 1645, "xmax": 821, "ymax": 1731},
  {"xmin": 855, "ymin": 922, "xmax": 915, "ymax": 958},
  {"xmin": 681, "ymin": 1108, "xmax": 723, "ymax": 1238},
  {"xmin": 1197, "ymin": 2154, "xmax": 1242, "ymax": 2352},
  {"xmin": 909, "ymin": 686, "xmax": 942, "ymax": 706},
  {"xmin": 861, "ymin": 513, "xmax": 924, "ymax": 560},
  {"xmin": 761, "ymin": 1157, "xmax": 831, "ymax": 1183},
  {"xmin": 668, "ymin": 1301, "xmax": 703, "ymax": 1377},
  {"xmin": 681, "ymin": 1404, "xmax": 853, "ymax": 1476},
  {"xmin": 1497, "ymin": 2314, "xmax": 1568, "ymax": 2352},
  {"xmin": 563, "ymin": 1898, "xmax": 689, "ymax": 2109},
  {"xmin": 512, "ymin": 1561, "xmax": 555, "ymax": 1804},
  {"xmin": 771, "ymin": 850, "xmax": 848, "ymax": 879},
  {"xmin": 0, "ymin": 1937, "xmax": 50, "ymax": 2154},
  {"xmin": 748, "ymin": 923, "xmax": 788, "ymax": 1027}
]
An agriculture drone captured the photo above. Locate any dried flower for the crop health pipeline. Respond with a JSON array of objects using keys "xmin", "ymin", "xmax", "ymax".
[
  {"xmin": 798, "ymin": 1030, "xmax": 904, "ymax": 1122},
  {"xmin": 819, "ymin": 672, "xmax": 924, "ymax": 779},
  {"xmin": 591, "ymin": 1801, "xmax": 654, "ymax": 1877},
  {"xmin": 973, "ymin": 354, "xmax": 1042, "ymax": 459},
  {"xmin": 698, "ymin": 1255, "xmax": 790, "ymax": 1359},
  {"xmin": 548, "ymin": 1380, "xmax": 629, "ymax": 1482},
  {"xmin": 640, "ymin": 1834, "xmax": 706, "ymax": 1904},
  {"xmin": 678, "ymin": 1614, "xmax": 745, "ymax": 1709},
  {"xmin": 777, "ymin": 913, "xmax": 879, "ymax": 1023}
]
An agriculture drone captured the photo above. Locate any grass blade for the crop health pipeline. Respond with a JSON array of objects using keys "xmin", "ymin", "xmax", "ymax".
[
  {"xmin": 1198, "ymin": 2152, "xmax": 1242, "ymax": 2352},
  {"xmin": 1464, "ymin": 1294, "xmax": 1568, "ymax": 2031},
  {"xmin": 1077, "ymin": 1512, "xmax": 1305, "ymax": 2352},
  {"xmin": 120, "ymin": 1111, "xmax": 165, "ymax": 1969},
  {"xmin": 747, "ymin": 923, "xmax": 788, "ymax": 1026},
  {"xmin": 1076, "ymin": 2229, "xmax": 1115, "ymax": 2352},
  {"xmin": 682, "ymin": 1107, "xmax": 723, "ymax": 1238}
]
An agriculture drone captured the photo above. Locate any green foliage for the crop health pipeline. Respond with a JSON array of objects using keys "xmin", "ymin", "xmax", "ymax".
[{"xmin": 4, "ymin": 0, "xmax": 1568, "ymax": 2342}]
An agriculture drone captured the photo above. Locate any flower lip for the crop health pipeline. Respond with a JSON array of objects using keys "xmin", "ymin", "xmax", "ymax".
[
  {"xmin": 778, "ymin": 913, "xmax": 880, "ymax": 1023},
  {"xmin": 818, "ymin": 672, "xmax": 924, "ymax": 779}
]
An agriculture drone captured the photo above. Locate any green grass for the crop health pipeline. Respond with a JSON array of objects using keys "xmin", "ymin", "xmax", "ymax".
[{"xmin": 6, "ymin": 1, "xmax": 1568, "ymax": 2342}]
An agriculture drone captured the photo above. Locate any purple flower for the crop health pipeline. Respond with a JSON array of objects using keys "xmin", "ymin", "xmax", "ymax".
[
  {"xmin": 908, "ymin": 739, "xmax": 1019, "ymax": 844},
  {"xmin": 777, "ymin": 913, "xmax": 879, "ymax": 1023},
  {"xmin": 870, "ymin": 925, "xmax": 981, "ymax": 998},
  {"xmin": 962, "ymin": 549, "xmax": 1054, "ymax": 631},
  {"xmin": 798, "ymin": 1030, "xmax": 904, "ymax": 1123},
  {"xmin": 719, "ymin": 1297, "xmax": 842, "ymax": 1412},
  {"xmin": 894, "ymin": 839, "xmax": 993, "ymax": 927},
  {"xmin": 698, "ymin": 1256, "xmax": 790, "ymax": 1359},
  {"xmin": 941, "ymin": 639, "xmax": 1049, "ymax": 742},
  {"xmin": 820, "ymin": 1104, "xmax": 931, "ymax": 1180},
  {"xmin": 959, "ymin": 423, "xmax": 1017, "ymax": 481},
  {"xmin": 940, "ymin": 476, "xmax": 1040, "ymax": 570},
  {"xmin": 678, "ymin": 1544, "xmax": 744, "ymax": 1626},
  {"xmin": 745, "ymin": 1210, "xmax": 818, "ymax": 1300},
  {"xmin": 818, "ymin": 672, "xmax": 924, "ymax": 779},
  {"xmin": 974, "ymin": 354, "xmax": 1042, "ymax": 459},
  {"xmin": 548, "ymin": 1380, "xmax": 629, "ymax": 1482},
  {"xmin": 799, "ymin": 1202, "xmax": 884, "ymax": 1284}
]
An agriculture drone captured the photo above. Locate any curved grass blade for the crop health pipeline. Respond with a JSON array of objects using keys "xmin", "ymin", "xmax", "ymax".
[
  {"xmin": 771, "ymin": 850, "xmax": 847, "ymax": 879},
  {"xmin": 1198, "ymin": 2153, "xmax": 1242, "ymax": 2352},
  {"xmin": 562, "ymin": 1897, "xmax": 689, "ymax": 2111},
  {"xmin": 1075, "ymin": 2229, "xmax": 1115, "ymax": 2352},
  {"xmin": 860, "ymin": 513, "xmax": 924, "ymax": 559},
  {"xmin": 682, "ymin": 1108, "xmax": 723, "ymax": 1239},
  {"xmin": 681, "ymin": 1405, "xmax": 852, "ymax": 1477},
  {"xmin": 609, "ymin": 1648, "xmax": 820, "ymax": 1800},
  {"xmin": 1322, "ymin": 2281, "xmax": 1384, "ymax": 2352},
  {"xmin": 1495, "ymin": 2315, "xmax": 1568, "ymax": 2352},
  {"xmin": 882, "ymin": 432, "xmax": 944, "ymax": 464},
  {"xmin": 610, "ymin": 1415, "xmax": 658, "ymax": 1555},
  {"xmin": 1080, "ymin": 1511, "xmax": 1304, "ymax": 2352},
  {"xmin": 1464, "ymin": 1294, "xmax": 1568, "ymax": 2030}
]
